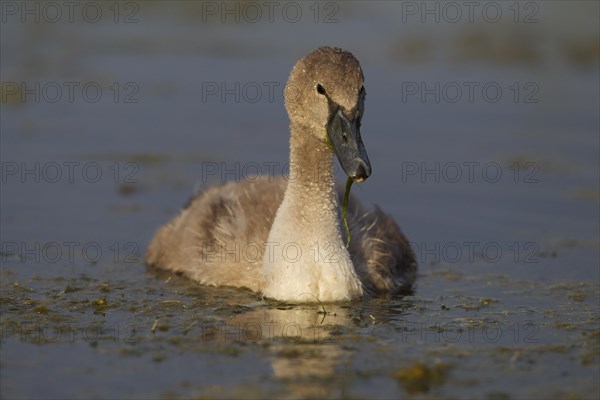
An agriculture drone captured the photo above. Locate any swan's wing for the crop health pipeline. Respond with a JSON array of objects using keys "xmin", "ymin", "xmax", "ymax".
[
  {"xmin": 146, "ymin": 177, "xmax": 287, "ymax": 291},
  {"xmin": 339, "ymin": 186, "xmax": 417, "ymax": 295}
]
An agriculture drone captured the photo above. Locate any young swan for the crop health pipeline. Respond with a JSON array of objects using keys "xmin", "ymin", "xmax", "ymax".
[{"xmin": 146, "ymin": 47, "xmax": 416, "ymax": 303}]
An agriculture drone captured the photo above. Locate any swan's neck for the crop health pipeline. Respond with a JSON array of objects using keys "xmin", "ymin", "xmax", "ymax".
[
  {"xmin": 287, "ymin": 125, "xmax": 337, "ymax": 210},
  {"xmin": 261, "ymin": 123, "xmax": 363, "ymax": 302}
]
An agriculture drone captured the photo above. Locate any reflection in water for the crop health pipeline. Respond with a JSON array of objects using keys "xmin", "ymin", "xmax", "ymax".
[{"xmin": 227, "ymin": 305, "xmax": 354, "ymax": 397}]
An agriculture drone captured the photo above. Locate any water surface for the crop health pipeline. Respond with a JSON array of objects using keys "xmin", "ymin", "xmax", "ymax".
[{"xmin": 1, "ymin": 2, "xmax": 599, "ymax": 398}]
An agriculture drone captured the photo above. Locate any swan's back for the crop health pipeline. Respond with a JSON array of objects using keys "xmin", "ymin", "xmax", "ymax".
[{"xmin": 146, "ymin": 176, "xmax": 416, "ymax": 295}]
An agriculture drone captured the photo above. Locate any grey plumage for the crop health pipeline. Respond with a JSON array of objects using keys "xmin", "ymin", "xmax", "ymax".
[{"xmin": 146, "ymin": 47, "xmax": 417, "ymax": 300}]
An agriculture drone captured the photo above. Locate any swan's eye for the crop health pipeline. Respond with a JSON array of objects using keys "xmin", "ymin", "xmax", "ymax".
[{"xmin": 316, "ymin": 83, "xmax": 326, "ymax": 95}]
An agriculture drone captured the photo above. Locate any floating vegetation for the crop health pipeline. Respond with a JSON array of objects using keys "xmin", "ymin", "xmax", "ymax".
[
  {"xmin": 569, "ymin": 290, "xmax": 587, "ymax": 302},
  {"xmin": 0, "ymin": 245, "xmax": 598, "ymax": 399},
  {"xmin": 34, "ymin": 304, "xmax": 49, "ymax": 314},
  {"xmin": 394, "ymin": 361, "xmax": 451, "ymax": 394},
  {"xmin": 563, "ymin": 37, "xmax": 600, "ymax": 67}
]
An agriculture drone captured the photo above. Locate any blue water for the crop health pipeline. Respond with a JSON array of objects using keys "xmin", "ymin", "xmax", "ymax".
[{"xmin": 1, "ymin": 1, "xmax": 599, "ymax": 398}]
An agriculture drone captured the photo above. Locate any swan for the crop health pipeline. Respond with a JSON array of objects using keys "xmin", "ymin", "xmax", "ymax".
[{"xmin": 146, "ymin": 47, "xmax": 416, "ymax": 302}]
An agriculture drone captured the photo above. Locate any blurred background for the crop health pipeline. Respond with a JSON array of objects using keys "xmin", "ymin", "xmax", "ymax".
[{"xmin": 1, "ymin": 1, "xmax": 599, "ymax": 399}]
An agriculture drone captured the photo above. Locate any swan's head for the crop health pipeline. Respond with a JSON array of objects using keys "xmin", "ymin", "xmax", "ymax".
[{"xmin": 284, "ymin": 46, "xmax": 371, "ymax": 183}]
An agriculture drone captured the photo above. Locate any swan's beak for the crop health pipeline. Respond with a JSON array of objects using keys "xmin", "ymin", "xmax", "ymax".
[{"xmin": 327, "ymin": 109, "xmax": 372, "ymax": 182}]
